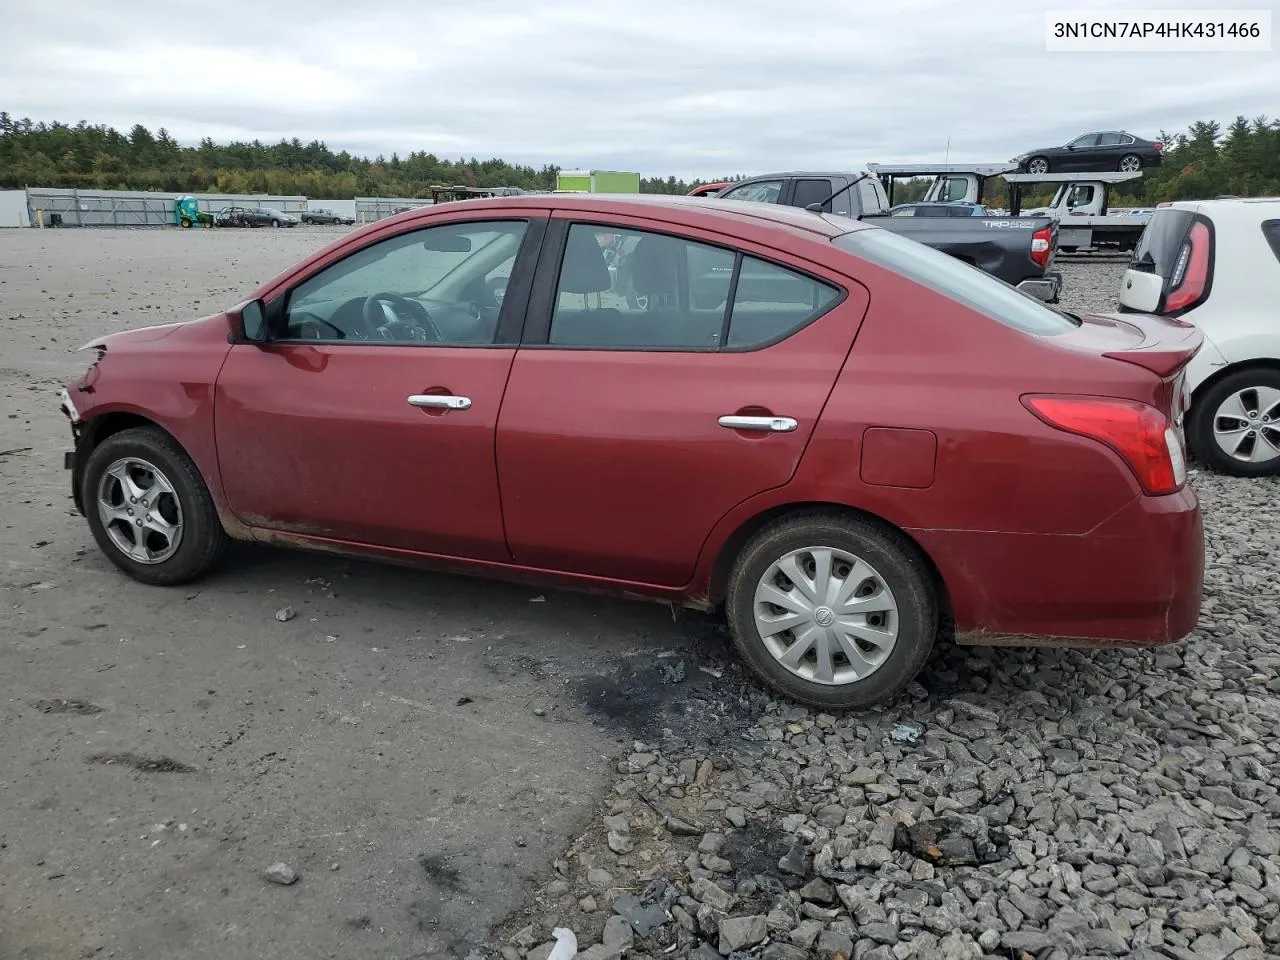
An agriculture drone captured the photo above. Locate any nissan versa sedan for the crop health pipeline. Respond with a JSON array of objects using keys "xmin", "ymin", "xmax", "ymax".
[{"xmin": 58, "ymin": 194, "xmax": 1205, "ymax": 709}]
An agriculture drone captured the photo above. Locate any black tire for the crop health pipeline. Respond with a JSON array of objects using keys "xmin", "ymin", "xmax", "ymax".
[
  {"xmin": 1026, "ymin": 156, "xmax": 1050, "ymax": 174},
  {"xmin": 180, "ymin": 217, "xmax": 192, "ymax": 228},
  {"xmin": 271, "ymin": 219, "xmax": 280, "ymax": 228},
  {"xmin": 725, "ymin": 510, "xmax": 938, "ymax": 710},
  {"xmin": 80, "ymin": 426, "xmax": 229, "ymax": 585},
  {"xmin": 1188, "ymin": 368, "xmax": 1280, "ymax": 477}
]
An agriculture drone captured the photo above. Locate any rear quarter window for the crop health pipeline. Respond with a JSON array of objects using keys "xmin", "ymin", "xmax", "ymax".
[
  {"xmin": 1264, "ymin": 219, "xmax": 1280, "ymax": 263},
  {"xmin": 832, "ymin": 228, "xmax": 1079, "ymax": 336},
  {"xmin": 1132, "ymin": 209, "xmax": 1195, "ymax": 276}
]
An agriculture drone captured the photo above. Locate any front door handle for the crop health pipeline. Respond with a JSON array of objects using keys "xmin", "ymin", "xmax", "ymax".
[
  {"xmin": 718, "ymin": 415, "xmax": 798, "ymax": 433},
  {"xmin": 408, "ymin": 394, "xmax": 472, "ymax": 410}
]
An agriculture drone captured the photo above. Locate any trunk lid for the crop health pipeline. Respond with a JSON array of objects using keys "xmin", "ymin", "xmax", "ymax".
[{"xmin": 1055, "ymin": 309, "xmax": 1200, "ymax": 427}]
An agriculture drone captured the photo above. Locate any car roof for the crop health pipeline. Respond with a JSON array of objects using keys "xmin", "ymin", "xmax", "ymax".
[
  {"xmin": 1163, "ymin": 197, "xmax": 1280, "ymax": 216},
  {"xmin": 394, "ymin": 192, "xmax": 872, "ymax": 240}
]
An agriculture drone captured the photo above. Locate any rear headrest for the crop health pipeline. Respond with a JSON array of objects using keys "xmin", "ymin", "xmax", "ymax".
[
  {"xmin": 630, "ymin": 235, "xmax": 683, "ymax": 297},
  {"xmin": 559, "ymin": 229, "xmax": 612, "ymax": 295}
]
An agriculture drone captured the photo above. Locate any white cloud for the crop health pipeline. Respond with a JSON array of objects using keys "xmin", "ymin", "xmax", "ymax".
[{"xmin": 2, "ymin": 0, "xmax": 1276, "ymax": 178}]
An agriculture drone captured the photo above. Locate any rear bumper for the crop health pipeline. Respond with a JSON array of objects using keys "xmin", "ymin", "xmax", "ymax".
[
  {"xmin": 1017, "ymin": 270, "xmax": 1063, "ymax": 303},
  {"xmin": 913, "ymin": 486, "xmax": 1204, "ymax": 646}
]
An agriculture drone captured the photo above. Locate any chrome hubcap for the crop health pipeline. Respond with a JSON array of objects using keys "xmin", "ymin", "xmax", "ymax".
[
  {"xmin": 1029, "ymin": 159, "xmax": 1048, "ymax": 173},
  {"xmin": 1214, "ymin": 387, "xmax": 1280, "ymax": 463},
  {"xmin": 753, "ymin": 546, "xmax": 899, "ymax": 686},
  {"xmin": 96, "ymin": 457, "xmax": 183, "ymax": 563}
]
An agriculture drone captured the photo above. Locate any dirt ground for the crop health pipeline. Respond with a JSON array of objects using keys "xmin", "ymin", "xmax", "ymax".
[{"xmin": 0, "ymin": 225, "xmax": 745, "ymax": 960}]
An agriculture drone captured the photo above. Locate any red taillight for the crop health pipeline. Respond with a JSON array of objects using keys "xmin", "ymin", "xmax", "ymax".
[
  {"xmin": 1163, "ymin": 221, "xmax": 1211, "ymax": 313},
  {"xmin": 1154, "ymin": 142, "xmax": 1163, "ymax": 154},
  {"xmin": 1023, "ymin": 395, "xmax": 1185, "ymax": 495},
  {"xmin": 1030, "ymin": 225, "xmax": 1053, "ymax": 268}
]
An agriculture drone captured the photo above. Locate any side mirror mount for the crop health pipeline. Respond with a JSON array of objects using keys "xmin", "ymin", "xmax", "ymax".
[
  {"xmin": 423, "ymin": 233, "xmax": 472, "ymax": 253},
  {"xmin": 234, "ymin": 299, "xmax": 269, "ymax": 343}
]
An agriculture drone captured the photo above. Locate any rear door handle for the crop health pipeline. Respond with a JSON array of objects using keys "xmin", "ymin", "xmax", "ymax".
[
  {"xmin": 718, "ymin": 415, "xmax": 798, "ymax": 433},
  {"xmin": 408, "ymin": 394, "xmax": 472, "ymax": 410}
]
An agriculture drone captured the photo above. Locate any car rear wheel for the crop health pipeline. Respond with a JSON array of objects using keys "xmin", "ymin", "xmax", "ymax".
[
  {"xmin": 1027, "ymin": 156, "xmax": 1050, "ymax": 174},
  {"xmin": 1119, "ymin": 154, "xmax": 1142, "ymax": 172},
  {"xmin": 81, "ymin": 426, "xmax": 229, "ymax": 585},
  {"xmin": 1189, "ymin": 369, "xmax": 1280, "ymax": 477},
  {"xmin": 271, "ymin": 219, "xmax": 280, "ymax": 228},
  {"xmin": 725, "ymin": 511, "xmax": 938, "ymax": 709}
]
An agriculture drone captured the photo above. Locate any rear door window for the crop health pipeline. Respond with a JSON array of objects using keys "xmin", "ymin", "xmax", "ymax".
[
  {"xmin": 726, "ymin": 257, "xmax": 841, "ymax": 348},
  {"xmin": 793, "ymin": 179, "xmax": 835, "ymax": 212},
  {"xmin": 1263, "ymin": 220, "xmax": 1280, "ymax": 263}
]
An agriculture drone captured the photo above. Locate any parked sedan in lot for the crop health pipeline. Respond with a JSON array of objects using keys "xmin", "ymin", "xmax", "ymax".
[
  {"xmin": 58, "ymin": 194, "xmax": 1204, "ymax": 709},
  {"xmin": 301, "ymin": 207, "xmax": 355, "ymax": 225},
  {"xmin": 214, "ymin": 206, "xmax": 299, "ymax": 228},
  {"xmin": 1014, "ymin": 131, "xmax": 1164, "ymax": 174},
  {"xmin": 888, "ymin": 202, "xmax": 990, "ymax": 217}
]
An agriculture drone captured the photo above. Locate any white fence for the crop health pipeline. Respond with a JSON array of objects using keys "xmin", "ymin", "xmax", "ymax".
[{"xmin": 22, "ymin": 188, "xmax": 307, "ymax": 227}]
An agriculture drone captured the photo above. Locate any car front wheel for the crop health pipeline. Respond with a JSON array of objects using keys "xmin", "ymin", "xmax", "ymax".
[
  {"xmin": 81, "ymin": 426, "xmax": 229, "ymax": 585},
  {"xmin": 725, "ymin": 511, "xmax": 938, "ymax": 709},
  {"xmin": 1189, "ymin": 369, "xmax": 1280, "ymax": 477},
  {"xmin": 1026, "ymin": 156, "xmax": 1050, "ymax": 174}
]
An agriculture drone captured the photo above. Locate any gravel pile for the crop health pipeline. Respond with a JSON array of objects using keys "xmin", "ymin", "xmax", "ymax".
[{"xmin": 488, "ymin": 262, "xmax": 1280, "ymax": 960}]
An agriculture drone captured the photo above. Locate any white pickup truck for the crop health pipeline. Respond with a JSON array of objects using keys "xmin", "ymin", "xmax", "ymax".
[{"xmin": 1119, "ymin": 197, "xmax": 1280, "ymax": 476}]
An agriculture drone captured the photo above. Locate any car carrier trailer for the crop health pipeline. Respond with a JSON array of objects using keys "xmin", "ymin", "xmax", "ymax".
[{"xmin": 868, "ymin": 164, "xmax": 1150, "ymax": 252}]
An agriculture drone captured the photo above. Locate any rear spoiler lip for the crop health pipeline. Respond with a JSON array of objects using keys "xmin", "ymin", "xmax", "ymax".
[{"xmin": 1086, "ymin": 310, "xmax": 1204, "ymax": 378}]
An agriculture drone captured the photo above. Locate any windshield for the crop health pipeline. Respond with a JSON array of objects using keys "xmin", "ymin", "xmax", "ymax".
[{"xmin": 832, "ymin": 228, "xmax": 1080, "ymax": 336}]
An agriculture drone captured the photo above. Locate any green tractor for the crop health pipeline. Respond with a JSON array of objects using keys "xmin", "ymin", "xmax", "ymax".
[{"xmin": 174, "ymin": 196, "xmax": 213, "ymax": 229}]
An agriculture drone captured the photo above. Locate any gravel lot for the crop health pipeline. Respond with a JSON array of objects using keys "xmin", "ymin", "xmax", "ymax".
[{"xmin": 2, "ymin": 229, "xmax": 1276, "ymax": 960}]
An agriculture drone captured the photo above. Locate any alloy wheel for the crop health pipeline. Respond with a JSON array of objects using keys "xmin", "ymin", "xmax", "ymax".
[
  {"xmin": 1119, "ymin": 155, "xmax": 1142, "ymax": 172},
  {"xmin": 752, "ymin": 546, "xmax": 899, "ymax": 686},
  {"xmin": 96, "ymin": 457, "xmax": 184, "ymax": 563},
  {"xmin": 1213, "ymin": 387, "xmax": 1280, "ymax": 464},
  {"xmin": 1028, "ymin": 158, "xmax": 1049, "ymax": 174}
]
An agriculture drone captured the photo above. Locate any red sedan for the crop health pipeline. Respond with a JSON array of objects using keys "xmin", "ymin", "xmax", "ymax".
[{"xmin": 58, "ymin": 194, "xmax": 1205, "ymax": 709}]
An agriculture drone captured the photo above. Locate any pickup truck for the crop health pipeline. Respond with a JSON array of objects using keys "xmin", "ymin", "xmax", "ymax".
[{"xmin": 711, "ymin": 171, "xmax": 1063, "ymax": 302}]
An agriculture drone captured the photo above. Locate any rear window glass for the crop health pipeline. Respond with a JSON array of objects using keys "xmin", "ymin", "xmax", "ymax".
[
  {"xmin": 1263, "ymin": 220, "xmax": 1280, "ymax": 263},
  {"xmin": 832, "ymin": 228, "xmax": 1079, "ymax": 336},
  {"xmin": 1131, "ymin": 209, "xmax": 1194, "ymax": 276}
]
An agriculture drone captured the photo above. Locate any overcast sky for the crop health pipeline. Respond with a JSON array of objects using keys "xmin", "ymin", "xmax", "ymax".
[{"xmin": 2, "ymin": 0, "xmax": 1277, "ymax": 179}]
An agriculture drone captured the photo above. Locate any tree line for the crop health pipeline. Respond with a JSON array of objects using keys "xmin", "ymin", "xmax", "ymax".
[{"xmin": 1, "ymin": 112, "xmax": 1277, "ymax": 203}]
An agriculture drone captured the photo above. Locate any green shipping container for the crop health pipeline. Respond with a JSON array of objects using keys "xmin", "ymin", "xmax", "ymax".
[
  {"xmin": 590, "ymin": 170, "xmax": 641, "ymax": 194},
  {"xmin": 556, "ymin": 170, "xmax": 640, "ymax": 194},
  {"xmin": 556, "ymin": 172, "xmax": 593, "ymax": 192}
]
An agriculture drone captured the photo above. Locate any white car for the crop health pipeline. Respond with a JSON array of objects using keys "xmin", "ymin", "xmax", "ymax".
[{"xmin": 1118, "ymin": 198, "xmax": 1280, "ymax": 476}]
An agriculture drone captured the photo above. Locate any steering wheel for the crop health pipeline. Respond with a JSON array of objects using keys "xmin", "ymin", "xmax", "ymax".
[
  {"xmin": 361, "ymin": 292, "xmax": 444, "ymax": 343},
  {"xmin": 291, "ymin": 314, "xmax": 347, "ymax": 340}
]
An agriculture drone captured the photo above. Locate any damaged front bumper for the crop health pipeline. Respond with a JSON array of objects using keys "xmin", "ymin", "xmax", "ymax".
[
  {"xmin": 59, "ymin": 387, "xmax": 80, "ymax": 469},
  {"xmin": 59, "ymin": 388, "xmax": 84, "ymax": 510}
]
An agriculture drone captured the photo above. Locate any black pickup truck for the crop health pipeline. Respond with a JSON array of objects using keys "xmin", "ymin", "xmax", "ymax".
[{"xmin": 712, "ymin": 172, "xmax": 1063, "ymax": 302}]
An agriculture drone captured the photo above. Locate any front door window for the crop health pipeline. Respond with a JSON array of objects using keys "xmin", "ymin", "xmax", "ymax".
[{"xmin": 282, "ymin": 220, "xmax": 530, "ymax": 345}]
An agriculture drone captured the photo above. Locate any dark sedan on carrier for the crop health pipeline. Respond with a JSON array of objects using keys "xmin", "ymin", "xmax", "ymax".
[
  {"xmin": 1014, "ymin": 131, "xmax": 1164, "ymax": 174},
  {"xmin": 58, "ymin": 193, "xmax": 1203, "ymax": 709}
]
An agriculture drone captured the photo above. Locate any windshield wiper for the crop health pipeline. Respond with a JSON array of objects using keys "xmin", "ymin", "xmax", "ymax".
[{"xmin": 1130, "ymin": 251, "xmax": 1157, "ymax": 273}]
